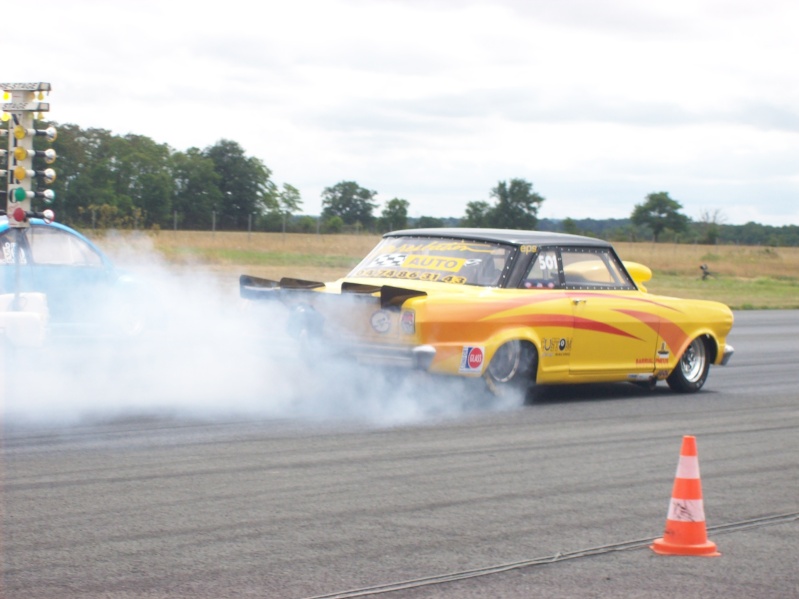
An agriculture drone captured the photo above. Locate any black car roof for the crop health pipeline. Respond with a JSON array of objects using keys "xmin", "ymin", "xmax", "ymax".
[{"xmin": 385, "ymin": 228, "xmax": 613, "ymax": 248}]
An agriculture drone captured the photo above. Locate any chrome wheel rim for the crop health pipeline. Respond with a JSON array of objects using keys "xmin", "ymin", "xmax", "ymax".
[
  {"xmin": 488, "ymin": 342, "xmax": 522, "ymax": 383},
  {"xmin": 680, "ymin": 338, "xmax": 707, "ymax": 383}
]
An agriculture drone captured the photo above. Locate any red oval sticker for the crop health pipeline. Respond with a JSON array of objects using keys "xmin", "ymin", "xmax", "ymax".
[{"xmin": 468, "ymin": 347, "xmax": 484, "ymax": 369}]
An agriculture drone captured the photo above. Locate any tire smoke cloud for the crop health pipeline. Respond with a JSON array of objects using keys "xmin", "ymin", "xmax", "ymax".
[{"xmin": 2, "ymin": 237, "xmax": 520, "ymax": 429}]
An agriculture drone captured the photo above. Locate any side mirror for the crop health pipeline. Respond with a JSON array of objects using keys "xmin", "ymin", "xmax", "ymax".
[{"xmin": 624, "ymin": 261, "xmax": 652, "ymax": 292}]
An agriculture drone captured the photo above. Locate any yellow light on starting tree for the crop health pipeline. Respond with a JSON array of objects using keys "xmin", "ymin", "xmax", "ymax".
[
  {"xmin": 11, "ymin": 145, "xmax": 56, "ymax": 163},
  {"xmin": 11, "ymin": 166, "xmax": 57, "ymax": 184}
]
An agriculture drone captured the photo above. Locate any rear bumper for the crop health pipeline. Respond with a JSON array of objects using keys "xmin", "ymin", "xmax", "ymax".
[{"xmin": 350, "ymin": 343, "xmax": 436, "ymax": 370}]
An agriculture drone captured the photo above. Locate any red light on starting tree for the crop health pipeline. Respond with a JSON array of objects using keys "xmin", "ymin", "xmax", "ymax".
[{"xmin": 12, "ymin": 206, "xmax": 26, "ymax": 222}]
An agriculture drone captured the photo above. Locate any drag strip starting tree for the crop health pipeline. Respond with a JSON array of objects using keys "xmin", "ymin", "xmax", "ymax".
[{"xmin": 1, "ymin": 81, "xmax": 57, "ymax": 228}]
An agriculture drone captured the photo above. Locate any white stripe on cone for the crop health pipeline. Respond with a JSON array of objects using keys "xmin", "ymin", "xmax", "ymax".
[{"xmin": 675, "ymin": 455, "xmax": 700, "ymax": 479}]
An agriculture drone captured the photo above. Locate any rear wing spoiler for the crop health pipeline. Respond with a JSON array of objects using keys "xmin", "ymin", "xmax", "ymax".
[{"xmin": 239, "ymin": 275, "xmax": 426, "ymax": 309}]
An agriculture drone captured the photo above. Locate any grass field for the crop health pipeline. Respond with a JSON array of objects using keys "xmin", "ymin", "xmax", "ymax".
[{"xmin": 92, "ymin": 230, "xmax": 799, "ymax": 310}]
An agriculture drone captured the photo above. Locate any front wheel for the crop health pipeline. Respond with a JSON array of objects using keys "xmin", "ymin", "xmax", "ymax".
[
  {"xmin": 667, "ymin": 337, "xmax": 710, "ymax": 393},
  {"xmin": 485, "ymin": 340, "xmax": 538, "ymax": 401}
]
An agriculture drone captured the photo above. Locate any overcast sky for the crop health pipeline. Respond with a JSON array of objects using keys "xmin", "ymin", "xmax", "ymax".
[{"xmin": 3, "ymin": 0, "xmax": 797, "ymax": 226}]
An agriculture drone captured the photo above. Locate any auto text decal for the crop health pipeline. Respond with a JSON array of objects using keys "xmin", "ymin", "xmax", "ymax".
[
  {"xmin": 358, "ymin": 252, "xmax": 475, "ymax": 283},
  {"xmin": 366, "ymin": 253, "xmax": 466, "ymax": 272}
]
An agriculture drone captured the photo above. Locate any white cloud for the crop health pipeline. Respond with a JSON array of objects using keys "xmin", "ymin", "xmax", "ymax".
[{"xmin": 3, "ymin": 0, "xmax": 797, "ymax": 225}]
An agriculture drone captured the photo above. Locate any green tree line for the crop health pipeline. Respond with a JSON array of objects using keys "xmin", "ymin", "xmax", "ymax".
[
  {"xmin": 45, "ymin": 124, "xmax": 282, "ymax": 231},
  {"xmin": 36, "ymin": 123, "xmax": 544, "ymax": 235},
  {"xmin": 549, "ymin": 193, "xmax": 799, "ymax": 247},
  {"xmin": 18, "ymin": 121, "xmax": 797, "ymax": 246}
]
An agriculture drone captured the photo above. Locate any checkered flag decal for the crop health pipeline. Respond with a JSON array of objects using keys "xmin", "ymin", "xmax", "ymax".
[{"xmin": 368, "ymin": 253, "xmax": 406, "ymax": 267}]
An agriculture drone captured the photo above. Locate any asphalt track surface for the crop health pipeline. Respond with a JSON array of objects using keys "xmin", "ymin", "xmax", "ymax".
[{"xmin": 2, "ymin": 310, "xmax": 798, "ymax": 598}]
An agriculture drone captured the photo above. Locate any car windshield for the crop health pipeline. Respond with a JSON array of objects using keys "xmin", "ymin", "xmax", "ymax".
[
  {"xmin": 347, "ymin": 236, "xmax": 513, "ymax": 286},
  {"xmin": 0, "ymin": 224, "xmax": 104, "ymax": 267}
]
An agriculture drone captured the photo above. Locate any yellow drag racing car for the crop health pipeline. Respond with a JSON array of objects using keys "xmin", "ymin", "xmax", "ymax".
[{"xmin": 241, "ymin": 228, "xmax": 734, "ymax": 398}]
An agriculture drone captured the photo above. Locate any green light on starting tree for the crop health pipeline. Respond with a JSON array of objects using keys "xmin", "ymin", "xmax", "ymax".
[{"xmin": 12, "ymin": 187, "xmax": 27, "ymax": 202}]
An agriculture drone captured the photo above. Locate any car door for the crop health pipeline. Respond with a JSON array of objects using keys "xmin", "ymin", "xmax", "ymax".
[
  {"xmin": 518, "ymin": 248, "xmax": 574, "ymax": 379},
  {"xmin": 562, "ymin": 247, "xmax": 660, "ymax": 376},
  {"xmin": 24, "ymin": 224, "xmax": 114, "ymax": 324}
]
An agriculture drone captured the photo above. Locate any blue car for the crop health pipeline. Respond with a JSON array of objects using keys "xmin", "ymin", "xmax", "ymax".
[{"xmin": 1, "ymin": 215, "xmax": 143, "ymax": 337}]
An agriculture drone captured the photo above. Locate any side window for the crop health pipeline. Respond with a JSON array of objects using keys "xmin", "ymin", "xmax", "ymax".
[
  {"xmin": 27, "ymin": 227, "xmax": 104, "ymax": 267},
  {"xmin": 522, "ymin": 250, "xmax": 560, "ymax": 289},
  {"xmin": 461, "ymin": 250, "xmax": 509, "ymax": 286},
  {"xmin": 561, "ymin": 248, "xmax": 633, "ymax": 290}
]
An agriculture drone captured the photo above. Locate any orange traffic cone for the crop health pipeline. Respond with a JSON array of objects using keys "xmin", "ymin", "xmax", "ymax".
[{"xmin": 651, "ymin": 435, "xmax": 720, "ymax": 556}]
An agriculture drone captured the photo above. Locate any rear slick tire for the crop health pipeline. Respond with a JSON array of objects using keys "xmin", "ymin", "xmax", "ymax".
[
  {"xmin": 667, "ymin": 336, "xmax": 710, "ymax": 393},
  {"xmin": 485, "ymin": 340, "xmax": 538, "ymax": 402}
]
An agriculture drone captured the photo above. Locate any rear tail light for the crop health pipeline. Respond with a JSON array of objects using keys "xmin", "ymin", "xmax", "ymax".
[{"xmin": 400, "ymin": 310, "xmax": 415, "ymax": 334}]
